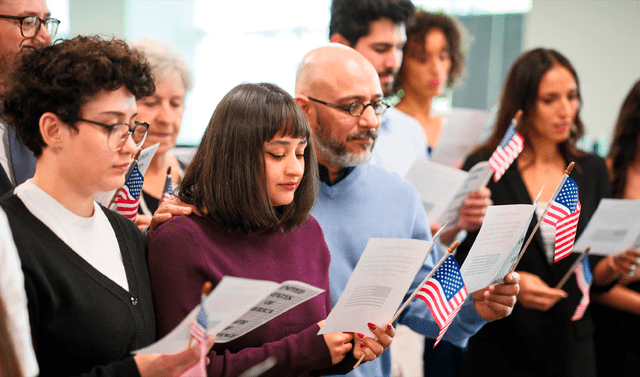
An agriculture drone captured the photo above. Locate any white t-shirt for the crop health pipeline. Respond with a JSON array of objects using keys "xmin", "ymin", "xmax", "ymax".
[
  {"xmin": 0, "ymin": 208, "xmax": 39, "ymax": 377},
  {"xmin": 371, "ymin": 107, "xmax": 429, "ymax": 177},
  {"xmin": 536, "ymin": 202, "xmax": 556, "ymax": 264},
  {"xmin": 15, "ymin": 180, "xmax": 129, "ymax": 290}
]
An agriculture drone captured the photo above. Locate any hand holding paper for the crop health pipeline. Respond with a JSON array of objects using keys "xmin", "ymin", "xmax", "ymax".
[
  {"xmin": 470, "ymin": 271, "xmax": 520, "ymax": 321},
  {"xmin": 456, "ymin": 187, "xmax": 492, "ymax": 232},
  {"xmin": 352, "ymin": 322, "xmax": 396, "ymax": 365}
]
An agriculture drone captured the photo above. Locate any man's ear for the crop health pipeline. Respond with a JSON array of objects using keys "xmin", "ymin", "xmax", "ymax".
[
  {"xmin": 294, "ymin": 95, "xmax": 316, "ymax": 132},
  {"xmin": 39, "ymin": 112, "xmax": 64, "ymax": 148},
  {"xmin": 329, "ymin": 33, "xmax": 351, "ymax": 47},
  {"xmin": 295, "ymin": 95, "xmax": 311, "ymax": 114}
]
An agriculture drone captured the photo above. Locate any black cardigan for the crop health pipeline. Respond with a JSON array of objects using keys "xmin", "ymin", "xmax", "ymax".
[
  {"xmin": 456, "ymin": 152, "xmax": 610, "ymax": 377},
  {"xmin": 1, "ymin": 194, "xmax": 155, "ymax": 377}
]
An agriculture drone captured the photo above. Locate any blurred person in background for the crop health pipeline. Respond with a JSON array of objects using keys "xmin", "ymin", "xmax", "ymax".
[
  {"xmin": 394, "ymin": 10, "xmax": 467, "ymax": 160},
  {"xmin": 0, "ymin": 0, "xmax": 56, "ymax": 196},
  {"xmin": 130, "ymin": 38, "xmax": 192, "ymax": 230},
  {"xmin": 592, "ymin": 78, "xmax": 640, "ymax": 377}
]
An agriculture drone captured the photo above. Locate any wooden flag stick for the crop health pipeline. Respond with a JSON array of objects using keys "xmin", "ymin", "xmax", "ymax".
[
  {"xmin": 510, "ymin": 162, "xmax": 575, "ymax": 272},
  {"xmin": 353, "ymin": 241, "xmax": 460, "ymax": 370},
  {"xmin": 555, "ymin": 247, "xmax": 591, "ymax": 289},
  {"xmin": 513, "ymin": 110, "xmax": 523, "ymax": 129},
  {"xmin": 189, "ymin": 281, "xmax": 213, "ymax": 347},
  {"xmin": 161, "ymin": 166, "xmax": 172, "ymax": 202},
  {"xmin": 108, "ymin": 148, "xmax": 142, "ymax": 208}
]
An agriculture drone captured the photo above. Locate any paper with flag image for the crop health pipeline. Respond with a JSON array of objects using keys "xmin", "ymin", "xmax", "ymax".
[
  {"xmin": 113, "ymin": 161, "xmax": 143, "ymax": 221},
  {"xmin": 181, "ymin": 301, "xmax": 208, "ymax": 377},
  {"xmin": 571, "ymin": 254, "xmax": 593, "ymax": 321},
  {"xmin": 135, "ymin": 276, "xmax": 323, "ymax": 354},
  {"xmin": 317, "ymin": 238, "xmax": 437, "ymax": 336},
  {"xmin": 416, "ymin": 255, "xmax": 468, "ymax": 347},
  {"xmin": 488, "ymin": 119, "xmax": 524, "ymax": 182},
  {"xmin": 543, "ymin": 176, "xmax": 581, "ymax": 262}
]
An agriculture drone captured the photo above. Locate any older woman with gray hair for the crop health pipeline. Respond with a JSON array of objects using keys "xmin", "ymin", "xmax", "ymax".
[{"xmin": 130, "ymin": 38, "xmax": 192, "ymax": 229}]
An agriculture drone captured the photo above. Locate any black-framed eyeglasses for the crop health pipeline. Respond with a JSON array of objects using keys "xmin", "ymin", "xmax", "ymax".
[
  {"xmin": 307, "ymin": 97, "xmax": 389, "ymax": 117},
  {"xmin": 78, "ymin": 118, "xmax": 149, "ymax": 152},
  {"xmin": 0, "ymin": 15, "xmax": 60, "ymax": 39}
]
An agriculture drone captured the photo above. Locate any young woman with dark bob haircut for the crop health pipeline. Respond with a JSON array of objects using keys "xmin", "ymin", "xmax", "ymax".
[
  {"xmin": 0, "ymin": 35, "xmax": 211, "ymax": 377},
  {"xmin": 591, "ymin": 79, "xmax": 640, "ymax": 376},
  {"xmin": 455, "ymin": 48, "xmax": 638, "ymax": 377},
  {"xmin": 148, "ymin": 82, "xmax": 394, "ymax": 377}
]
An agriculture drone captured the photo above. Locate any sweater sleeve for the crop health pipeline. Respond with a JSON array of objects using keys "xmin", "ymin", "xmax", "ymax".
[
  {"xmin": 397, "ymin": 187, "xmax": 487, "ymax": 348},
  {"xmin": 69, "ymin": 359, "xmax": 140, "ymax": 377},
  {"xmin": 147, "ymin": 218, "xmax": 336, "ymax": 377}
]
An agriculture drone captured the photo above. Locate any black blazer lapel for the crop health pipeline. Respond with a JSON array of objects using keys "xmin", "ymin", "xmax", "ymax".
[{"xmin": 0, "ymin": 164, "xmax": 13, "ymax": 197}]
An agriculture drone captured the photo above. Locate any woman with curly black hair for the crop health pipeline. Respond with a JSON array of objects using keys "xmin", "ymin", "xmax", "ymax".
[
  {"xmin": 393, "ymin": 10, "xmax": 467, "ymax": 155},
  {"xmin": 0, "ymin": 35, "xmax": 210, "ymax": 377}
]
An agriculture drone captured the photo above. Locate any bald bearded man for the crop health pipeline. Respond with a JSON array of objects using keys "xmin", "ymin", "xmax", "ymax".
[{"xmin": 294, "ymin": 44, "xmax": 520, "ymax": 377}]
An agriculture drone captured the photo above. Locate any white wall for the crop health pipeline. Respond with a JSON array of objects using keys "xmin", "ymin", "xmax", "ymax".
[{"xmin": 524, "ymin": 0, "xmax": 640, "ymax": 147}]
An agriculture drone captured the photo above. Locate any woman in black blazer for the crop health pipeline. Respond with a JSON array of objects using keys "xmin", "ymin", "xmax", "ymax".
[{"xmin": 456, "ymin": 48, "xmax": 638, "ymax": 377}]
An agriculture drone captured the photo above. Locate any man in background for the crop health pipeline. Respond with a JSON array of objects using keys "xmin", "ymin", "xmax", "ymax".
[{"xmin": 0, "ymin": 0, "xmax": 56, "ymax": 196}]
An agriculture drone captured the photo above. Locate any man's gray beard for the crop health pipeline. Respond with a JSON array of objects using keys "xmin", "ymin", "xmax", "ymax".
[
  {"xmin": 382, "ymin": 82, "xmax": 395, "ymax": 98},
  {"xmin": 313, "ymin": 115, "xmax": 375, "ymax": 169}
]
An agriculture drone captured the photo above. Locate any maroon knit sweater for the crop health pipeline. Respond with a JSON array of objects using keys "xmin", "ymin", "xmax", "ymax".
[{"xmin": 148, "ymin": 214, "xmax": 356, "ymax": 376}]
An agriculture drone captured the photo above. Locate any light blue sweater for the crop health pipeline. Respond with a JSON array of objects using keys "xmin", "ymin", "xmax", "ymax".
[{"xmin": 311, "ymin": 163, "xmax": 486, "ymax": 377}]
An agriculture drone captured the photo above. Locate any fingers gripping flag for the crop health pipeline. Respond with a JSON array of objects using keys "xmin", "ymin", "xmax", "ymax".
[
  {"xmin": 181, "ymin": 304, "xmax": 208, "ymax": 377},
  {"xmin": 416, "ymin": 255, "xmax": 468, "ymax": 347},
  {"xmin": 572, "ymin": 255, "xmax": 593, "ymax": 321},
  {"xmin": 114, "ymin": 162, "xmax": 143, "ymax": 221},
  {"xmin": 543, "ymin": 177, "xmax": 581, "ymax": 262},
  {"xmin": 488, "ymin": 122, "xmax": 524, "ymax": 182}
]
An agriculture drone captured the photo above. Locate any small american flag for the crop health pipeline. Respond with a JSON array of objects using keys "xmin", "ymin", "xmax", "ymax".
[
  {"xmin": 488, "ymin": 122, "xmax": 524, "ymax": 182},
  {"xmin": 543, "ymin": 177, "xmax": 581, "ymax": 262},
  {"xmin": 571, "ymin": 255, "xmax": 592, "ymax": 321},
  {"xmin": 416, "ymin": 255, "xmax": 468, "ymax": 347},
  {"xmin": 162, "ymin": 175, "xmax": 172, "ymax": 202},
  {"xmin": 114, "ymin": 162, "xmax": 143, "ymax": 221},
  {"xmin": 181, "ymin": 304, "xmax": 208, "ymax": 377}
]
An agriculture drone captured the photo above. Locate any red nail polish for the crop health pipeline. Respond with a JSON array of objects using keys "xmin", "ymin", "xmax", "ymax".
[
  {"xmin": 386, "ymin": 324, "xmax": 392, "ymax": 330},
  {"xmin": 360, "ymin": 343, "xmax": 366, "ymax": 348},
  {"xmin": 367, "ymin": 323, "xmax": 376, "ymax": 331},
  {"xmin": 357, "ymin": 333, "xmax": 365, "ymax": 339}
]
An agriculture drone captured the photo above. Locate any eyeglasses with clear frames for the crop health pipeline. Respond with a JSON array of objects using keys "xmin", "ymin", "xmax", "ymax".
[
  {"xmin": 307, "ymin": 97, "xmax": 389, "ymax": 117},
  {"xmin": 0, "ymin": 15, "xmax": 60, "ymax": 39},
  {"xmin": 78, "ymin": 118, "xmax": 149, "ymax": 152}
]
